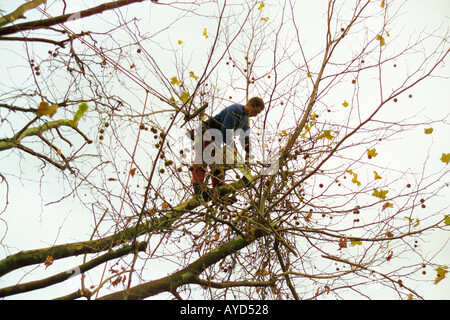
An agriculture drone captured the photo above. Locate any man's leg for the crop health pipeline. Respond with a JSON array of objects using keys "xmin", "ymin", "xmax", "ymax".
[
  {"xmin": 192, "ymin": 134, "xmax": 208, "ymax": 197},
  {"xmin": 192, "ymin": 165, "xmax": 206, "ymax": 196}
]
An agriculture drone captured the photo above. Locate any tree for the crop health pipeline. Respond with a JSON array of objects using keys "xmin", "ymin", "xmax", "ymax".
[{"xmin": 0, "ymin": 0, "xmax": 449, "ymax": 300}]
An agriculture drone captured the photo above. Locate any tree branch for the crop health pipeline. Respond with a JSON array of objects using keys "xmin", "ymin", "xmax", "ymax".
[
  {"xmin": 0, "ymin": 0, "xmax": 146, "ymax": 37},
  {"xmin": 0, "ymin": 0, "xmax": 47, "ymax": 28},
  {"xmin": 0, "ymin": 242, "xmax": 146, "ymax": 298},
  {"xmin": 98, "ymin": 228, "xmax": 263, "ymax": 300}
]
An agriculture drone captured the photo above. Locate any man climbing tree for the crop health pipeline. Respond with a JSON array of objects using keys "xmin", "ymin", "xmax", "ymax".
[{"xmin": 192, "ymin": 97, "xmax": 265, "ymax": 197}]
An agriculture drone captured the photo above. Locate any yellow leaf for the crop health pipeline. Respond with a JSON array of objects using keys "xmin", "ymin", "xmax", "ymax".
[
  {"xmin": 181, "ymin": 91, "xmax": 190, "ymax": 103},
  {"xmin": 307, "ymin": 72, "xmax": 312, "ymax": 78},
  {"xmin": 305, "ymin": 212, "xmax": 312, "ymax": 222},
  {"xmin": 317, "ymin": 130, "xmax": 334, "ymax": 140},
  {"xmin": 434, "ymin": 266, "xmax": 448, "ymax": 285},
  {"xmin": 37, "ymin": 101, "xmax": 58, "ymax": 118},
  {"xmin": 406, "ymin": 294, "xmax": 413, "ymax": 300},
  {"xmin": 351, "ymin": 239, "xmax": 362, "ymax": 246},
  {"xmin": 130, "ymin": 167, "xmax": 137, "ymax": 177},
  {"xmin": 376, "ymin": 35, "xmax": 386, "ymax": 46},
  {"xmin": 189, "ymin": 71, "xmax": 198, "ymax": 80},
  {"xmin": 351, "ymin": 173, "xmax": 361, "ymax": 186},
  {"xmin": 424, "ymin": 128, "xmax": 433, "ymax": 134},
  {"xmin": 44, "ymin": 255, "xmax": 54, "ymax": 269},
  {"xmin": 162, "ymin": 202, "xmax": 170, "ymax": 210},
  {"xmin": 170, "ymin": 76, "xmax": 181, "ymax": 85},
  {"xmin": 372, "ymin": 188, "xmax": 389, "ymax": 200},
  {"xmin": 342, "ymin": 100, "xmax": 349, "ymax": 107},
  {"xmin": 440, "ymin": 153, "xmax": 450, "ymax": 165},
  {"xmin": 444, "ymin": 215, "xmax": 450, "ymax": 226},
  {"xmin": 382, "ymin": 202, "xmax": 393, "ymax": 211},
  {"xmin": 178, "ymin": 40, "xmax": 183, "ymax": 45},
  {"xmin": 257, "ymin": 2, "xmax": 265, "ymax": 10},
  {"xmin": 374, "ymin": 171, "xmax": 382, "ymax": 180},
  {"xmin": 214, "ymin": 233, "xmax": 220, "ymax": 241},
  {"xmin": 261, "ymin": 17, "xmax": 269, "ymax": 22},
  {"xmin": 367, "ymin": 148, "xmax": 378, "ymax": 158},
  {"xmin": 203, "ymin": 28, "xmax": 209, "ymax": 39},
  {"xmin": 301, "ymin": 122, "xmax": 314, "ymax": 138},
  {"xmin": 381, "ymin": 0, "xmax": 385, "ymax": 8}
]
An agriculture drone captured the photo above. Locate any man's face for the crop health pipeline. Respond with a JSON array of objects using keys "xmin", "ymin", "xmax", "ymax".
[{"xmin": 247, "ymin": 105, "xmax": 263, "ymax": 117}]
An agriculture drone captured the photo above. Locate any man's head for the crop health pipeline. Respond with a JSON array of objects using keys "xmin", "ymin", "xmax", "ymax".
[{"xmin": 244, "ymin": 97, "xmax": 265, "ymax": 117}]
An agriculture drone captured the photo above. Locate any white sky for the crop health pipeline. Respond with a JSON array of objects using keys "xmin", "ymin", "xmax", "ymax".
[{"xmin": 0, "ymin": 0, "xmax": 449, "ymax": 300}]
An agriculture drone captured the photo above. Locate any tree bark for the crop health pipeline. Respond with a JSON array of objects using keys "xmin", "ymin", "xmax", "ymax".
[{"xmin": 0, "ymin": 0, "xmax": 47, "ymax": 28}]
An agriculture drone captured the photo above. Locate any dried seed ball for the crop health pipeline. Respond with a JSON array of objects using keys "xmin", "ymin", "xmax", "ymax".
[
  {"xmin": 104, "ymin": 122, "xmax": 109, "ymax": 127},
  {"xmin": 160, "ymin": 168, "xmax": 165, "ymax": 173},
  {"xmin": 352, "ymin": 79, "xmax": 356, "ymax": 84},
  {"xmin": 407, "ymin": 183, "xmax": 411, "ymax": 188},
  {"xmin": 99, "ymin": 135, "xmax": 104, "ymax": 140},
  {"xmin": 177, "ymin": 167, "xmax": 182, "ymax": 172},
  {"xmin": 164, "ymin": 160, "xmax": 173, "ymax": 166},
  {"xmin": 139, "ymin": 124, "xmax": 145, "ymax": 130}
]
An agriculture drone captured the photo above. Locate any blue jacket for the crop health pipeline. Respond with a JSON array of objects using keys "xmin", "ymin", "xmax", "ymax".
[{"xmin": 209, "ymin": 104, "xmax": 251, "ymax": 153}]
